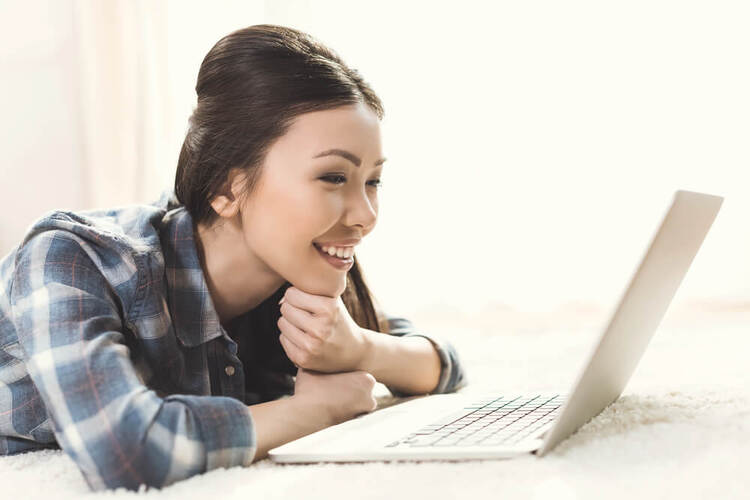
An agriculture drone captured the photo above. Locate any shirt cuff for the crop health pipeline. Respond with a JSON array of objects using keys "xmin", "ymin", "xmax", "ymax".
[{"xmin": 166, "ymin": 394, "xmax": 257, "ymax": 470}]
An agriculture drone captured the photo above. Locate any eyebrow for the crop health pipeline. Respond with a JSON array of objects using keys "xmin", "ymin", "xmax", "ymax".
[{"xmin": 312, "ymin": 149, "xmax": 387, "ymax": 168}]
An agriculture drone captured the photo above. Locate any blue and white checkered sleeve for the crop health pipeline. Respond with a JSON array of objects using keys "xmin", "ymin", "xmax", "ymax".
[
  {"xmin": 9, "ymin": 231, "xmax": 257, "ymax": 492},
  {"xmin": 382, "ymin": 315, "xmax": 468, "ymax": 397}
]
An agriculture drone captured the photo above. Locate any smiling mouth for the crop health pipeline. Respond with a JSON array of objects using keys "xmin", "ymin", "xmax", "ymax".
[
  {"xmin": 312, "ymin": 243, "xmax": 354, "ymax": 270},
  {"xmin": 312, "ymin": 242, "xmax": 355, "ymax": 257}
]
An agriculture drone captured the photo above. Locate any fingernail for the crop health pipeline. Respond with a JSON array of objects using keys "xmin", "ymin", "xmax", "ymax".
[{"xmin": 278, "ymin": 296, "xmax": 285, "ymax": 305}]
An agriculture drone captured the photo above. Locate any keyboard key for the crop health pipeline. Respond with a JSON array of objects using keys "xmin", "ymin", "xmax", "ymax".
[
  {"xmin": 404, "ymin": 435, "xmax": 443, "ymax": 446},
  {"xmin": 434, "ymin": 438, "xmax": 463, "ymax": 446},
  {"xmin": 427, "ymin": 409, "xmax": 475, "ymax": 427}
]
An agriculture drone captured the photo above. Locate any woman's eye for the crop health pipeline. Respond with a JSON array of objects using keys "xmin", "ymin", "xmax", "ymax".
[
  {"xmin": 322, "ymin": 174, "xmax": 347, "ymax": 185},
  {"xmin": 321, "ymin": 175, "xmax": 383, "ymax": 188}
]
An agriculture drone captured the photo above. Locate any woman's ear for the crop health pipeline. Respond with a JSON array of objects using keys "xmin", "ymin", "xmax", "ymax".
[{"xmin": 210, "ymin": 168, "xmax": 248, "ymax": 218}]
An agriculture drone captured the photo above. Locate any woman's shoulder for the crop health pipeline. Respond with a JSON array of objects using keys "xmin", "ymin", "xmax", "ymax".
[
  {"xmin": 11, "ymin": 190, "xmax": 182, "ymax": 257},
  {"xmin": 2, "ymin": 190, "xmax": 182, "ymax": 304},
  {"xmin": 19, "ymin": 189, "xmax": 178, "ymax": 253}
]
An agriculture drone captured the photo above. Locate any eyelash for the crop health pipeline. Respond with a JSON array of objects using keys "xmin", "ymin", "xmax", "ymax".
[{"xmin": 321, "ymin": 175, "xmax": 383, "ymax": 188}]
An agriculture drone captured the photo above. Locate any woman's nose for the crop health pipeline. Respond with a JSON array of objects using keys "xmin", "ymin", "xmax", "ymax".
[{"xmin": 344, "ymin": 188, "xmax": 377, "ymax": 230}]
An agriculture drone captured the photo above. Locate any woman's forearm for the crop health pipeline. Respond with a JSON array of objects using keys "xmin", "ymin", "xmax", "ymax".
[
  {"xmin": 358, "ymin": 328, "xmax": 441, "ymax": 396},
  {"xmin": 248, "ymin": 395, "xmax": 332, "ymax": 461}
]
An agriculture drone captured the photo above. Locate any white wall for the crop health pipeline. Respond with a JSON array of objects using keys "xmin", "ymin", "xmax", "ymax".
[
  {"xmin": 2, "ymin": 0, "xmax": 748, "ymax": 319},
  {"xmin": 0, "ymin": 1, "xmax": 86, "ymax": 252}
]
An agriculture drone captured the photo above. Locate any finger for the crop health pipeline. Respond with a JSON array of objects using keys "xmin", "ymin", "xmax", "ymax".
[
  {"xmin": 279, "ymin": 331, "xmax": 304, "ymax": 366},
  {"xmin": 278, "ymin": 315, "xmax": 316, "ymax": 351},
  {"xmin": 284, "ymin": 286, "xmax": 337, "ymax": 316},
  {"xmin": 280, "ymin": 301, "xmax": 318, "ymax": 338},
  {"xmin": 279, "ymin": 334, "xmax": 300, "ymax": 367}
]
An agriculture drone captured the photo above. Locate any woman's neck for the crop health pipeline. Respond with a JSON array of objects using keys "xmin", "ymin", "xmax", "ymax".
[{"xmin": 193, "ymin": 219, "xmax": 286, "ymax": 325}]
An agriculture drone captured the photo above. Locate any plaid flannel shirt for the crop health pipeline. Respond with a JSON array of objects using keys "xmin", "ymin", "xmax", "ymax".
[{"xmin": 0, "ymin": 189, "xmax": 467, "ymax": 491}]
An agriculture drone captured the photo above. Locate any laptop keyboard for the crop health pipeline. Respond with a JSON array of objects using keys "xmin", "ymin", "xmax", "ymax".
[{"xmin": 385, "ymin": 394, "xmax": 565, "ymax": 448}]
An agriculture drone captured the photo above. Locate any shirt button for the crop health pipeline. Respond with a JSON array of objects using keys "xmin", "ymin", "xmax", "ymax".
[{"xmin": 225, "ymin": 365, "xmax": 236, "ymax": 376}]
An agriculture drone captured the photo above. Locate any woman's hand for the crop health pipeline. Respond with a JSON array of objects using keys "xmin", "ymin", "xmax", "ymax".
[{"xmin": 277, "ymin": 286, "xmax": 369, "ymax": 373}]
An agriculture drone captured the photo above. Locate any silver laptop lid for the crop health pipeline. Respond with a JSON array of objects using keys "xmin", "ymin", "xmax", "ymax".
[{"xmin": 536, "ymin": 190, "xmax": 723, "ymax": 456}]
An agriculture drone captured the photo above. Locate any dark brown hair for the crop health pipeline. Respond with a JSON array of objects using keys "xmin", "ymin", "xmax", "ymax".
[{"xmin": 174, "ymin": 24, "xmax": 389, "ymax": 333}]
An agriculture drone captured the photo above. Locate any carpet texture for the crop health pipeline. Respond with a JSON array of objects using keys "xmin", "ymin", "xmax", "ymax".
[{"xmin": 1, "ymin": 305, "xmax": 748, "ymax": 499}]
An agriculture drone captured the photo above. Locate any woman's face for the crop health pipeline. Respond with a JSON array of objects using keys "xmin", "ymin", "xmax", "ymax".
[{"xmin": 239, "ymin": 102, "xmax": 385, "ymax": 298}]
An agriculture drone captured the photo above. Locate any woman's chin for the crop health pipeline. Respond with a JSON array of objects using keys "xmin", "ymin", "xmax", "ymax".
[{"xmin": 290, "ymin": 276, "xmax": 346, "ymax": 298}]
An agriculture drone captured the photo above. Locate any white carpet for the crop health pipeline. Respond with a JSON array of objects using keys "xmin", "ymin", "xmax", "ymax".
[{"xmin": 2, "ymin": 305, "xmax": 748, "ymax": 499}]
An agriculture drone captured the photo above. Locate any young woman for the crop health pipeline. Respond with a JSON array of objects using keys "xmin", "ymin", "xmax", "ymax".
[{"xmin": 0, "ymin": 24, "xmax": 467, "ymax": 491}]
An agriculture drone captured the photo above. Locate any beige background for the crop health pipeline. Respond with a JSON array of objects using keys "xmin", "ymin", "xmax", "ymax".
[{"xmin": 1, "ymin": 0, "xmax": 748, "ymax": 321}]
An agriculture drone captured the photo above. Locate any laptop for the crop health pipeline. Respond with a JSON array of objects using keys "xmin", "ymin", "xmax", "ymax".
[{"xmin": 268, "ymin": 190, "xmax": 723, "ymax": 463}]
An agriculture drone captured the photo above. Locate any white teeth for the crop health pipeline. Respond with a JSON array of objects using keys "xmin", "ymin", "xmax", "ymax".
[{"xmin": 319, "ymin": 245, "xmax": 354, "ymax": 259}]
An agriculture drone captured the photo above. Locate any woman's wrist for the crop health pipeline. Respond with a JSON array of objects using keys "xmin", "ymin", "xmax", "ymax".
[
  {"xmin": 356, "ymin": 328, "xmax": 442, "ymax": 396},
  {"xmin": 356, "ymin": 326, "xmax": 377, "ymax": 373},
  {"xmin": 288, "ymin": 393, "xmax": 336, "ymax": 427},
  {"xmin": 248, "ymin": 394, "xmax": 334, "ymax": 461}
]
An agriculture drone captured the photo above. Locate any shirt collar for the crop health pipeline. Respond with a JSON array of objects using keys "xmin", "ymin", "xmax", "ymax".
[{"xmin": 160, "ymin": 196, "xmax": 225, "ymax": 347}]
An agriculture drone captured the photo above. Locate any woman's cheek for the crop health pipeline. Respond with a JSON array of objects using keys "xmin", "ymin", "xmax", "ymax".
[{"xmin": 309, "ymin": 193, "xmax": 342, "ymax": 225}]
